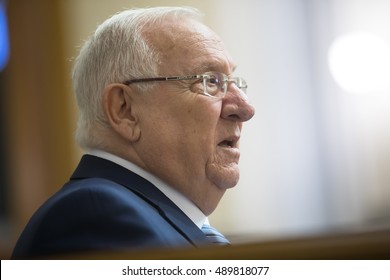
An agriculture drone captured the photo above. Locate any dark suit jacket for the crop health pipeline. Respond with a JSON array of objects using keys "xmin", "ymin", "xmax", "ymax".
[{"xmin": 12, "ymin": 155, "xmax": 211, "ymax": 259}]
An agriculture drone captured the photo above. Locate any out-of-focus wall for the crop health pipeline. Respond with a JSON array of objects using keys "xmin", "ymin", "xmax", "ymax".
[{"xmin": 1, "ymin": 0, "xmax": 77, "ymax": 257}]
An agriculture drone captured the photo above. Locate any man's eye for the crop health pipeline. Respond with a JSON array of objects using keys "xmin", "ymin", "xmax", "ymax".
[
  {"xmin": 206, "ymin": 76, "xmax": 219, "ymax": 88},
  {"xmin": 207, "ymin": 76, "xmax": 219, "ymax": 85}
]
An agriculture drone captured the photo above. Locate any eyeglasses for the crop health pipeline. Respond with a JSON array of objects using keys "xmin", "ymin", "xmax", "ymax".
[{"xmin": 123, "ymin": 72, "xmax": 247, "ymax": 98}]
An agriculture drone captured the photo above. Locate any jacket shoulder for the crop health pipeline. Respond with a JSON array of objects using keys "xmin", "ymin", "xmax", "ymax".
[{"xmin": 12, "ymin": 178, "xmax": 190, "ymax": 259}]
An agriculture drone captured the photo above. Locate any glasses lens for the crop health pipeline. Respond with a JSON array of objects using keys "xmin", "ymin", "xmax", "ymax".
[
  {"xmin": 235, "ymin": 77, "xmax": 247, "ymax": 94},
  {"xmin": 201, "ymin": 73, "xmax": 247, "ymax": 97},
  {"xmin": 203, "ymin": 73, "xmax": 224, "ymax": 96}
]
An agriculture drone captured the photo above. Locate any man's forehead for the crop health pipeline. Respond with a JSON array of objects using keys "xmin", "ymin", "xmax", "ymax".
[
  {"xmin": 192, "ymin": 63, "xmax": 237, "ymax": 75},
  {"xmin": 147, "ymin": 17, "xmax": 235, "ymax": 75}
]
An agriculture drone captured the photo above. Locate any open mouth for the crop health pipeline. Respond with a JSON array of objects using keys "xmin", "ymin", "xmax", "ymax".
[{"xmin": 218, "ymin": 139, "xmax": 236, "ymax": 148}]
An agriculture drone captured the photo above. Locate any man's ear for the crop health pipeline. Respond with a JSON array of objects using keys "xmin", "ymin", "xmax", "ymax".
[{"xmin": 102, "ymin": 84, "xmax": 141, "ymax": 142}]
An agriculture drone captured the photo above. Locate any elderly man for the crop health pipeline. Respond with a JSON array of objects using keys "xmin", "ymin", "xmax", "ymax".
[{"xmin": 12, "ymin": 7, "xmax": 254, "ymax": 259}]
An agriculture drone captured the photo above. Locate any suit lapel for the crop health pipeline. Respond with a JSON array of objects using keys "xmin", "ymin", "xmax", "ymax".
[{"xmin": 70, "ymin": 155, "xmax": 210, "ymax": 246}]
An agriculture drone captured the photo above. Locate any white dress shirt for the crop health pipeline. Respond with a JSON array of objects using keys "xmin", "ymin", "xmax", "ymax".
[{"xmin": 87, "ymin": 150, "xmax": 208, "ymax": 229}]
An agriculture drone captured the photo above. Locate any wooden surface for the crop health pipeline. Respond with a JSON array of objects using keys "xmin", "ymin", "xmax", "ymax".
[{"xmin": 43, "ymin": 228, "xmax": 390, "ymax": 260}]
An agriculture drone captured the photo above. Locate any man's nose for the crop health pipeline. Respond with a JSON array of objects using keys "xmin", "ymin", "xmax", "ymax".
[{"xmin": 220, "ymin": 85, "xmax": 255, "ymax": 122}]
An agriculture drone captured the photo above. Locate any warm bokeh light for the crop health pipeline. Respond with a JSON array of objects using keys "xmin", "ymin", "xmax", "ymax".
[{"xmin": 328, "ymin": 32, "xmax": 390, "ymax": 94}]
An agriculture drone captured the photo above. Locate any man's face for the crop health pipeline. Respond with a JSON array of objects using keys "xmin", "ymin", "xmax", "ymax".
[{"xmin": 131, "ymin": 18, "xmax": 255, "ymax": 215}]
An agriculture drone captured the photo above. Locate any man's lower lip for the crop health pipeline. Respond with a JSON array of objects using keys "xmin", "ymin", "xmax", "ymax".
[
  {"xmin": 217, "ymin": 143, "xmax": 237, "ymax": 148},
  {"xmin": 217, "ymin": 147, "xmax": 240, "ymax": 163},
  {"xmin": 217, "ymin": 146, "xmax": 240, "ymax": 153}
]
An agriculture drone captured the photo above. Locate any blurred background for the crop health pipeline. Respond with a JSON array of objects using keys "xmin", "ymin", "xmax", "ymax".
[{"xmin": 1, "ymin": 0, "xmax": 390, "ymax": 257}]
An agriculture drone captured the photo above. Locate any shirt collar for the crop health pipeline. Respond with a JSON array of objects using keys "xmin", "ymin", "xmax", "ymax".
[{"xmin": 87, "ymin": 150, "xmax": 207, "ymax": 228}]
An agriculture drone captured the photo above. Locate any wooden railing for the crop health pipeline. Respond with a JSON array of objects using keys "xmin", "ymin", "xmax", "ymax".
[{"xmin": 4, "ymin": 228, "xmax": 386, "ymax": 260}]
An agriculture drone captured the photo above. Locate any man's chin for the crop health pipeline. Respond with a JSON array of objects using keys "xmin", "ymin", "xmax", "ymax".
[{"xmin": 206, "ymin": 164, "xmax": 240, "ymax": 190}]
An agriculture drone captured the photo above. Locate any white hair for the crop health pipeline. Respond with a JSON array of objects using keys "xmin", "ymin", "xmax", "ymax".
[{"xmin": 72, "ymin": 7, "xmax": 202, "ymax": 150}]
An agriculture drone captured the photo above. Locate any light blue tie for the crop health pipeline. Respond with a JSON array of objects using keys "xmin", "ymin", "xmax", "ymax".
[{"xmin": 201, "ymin": 224, "xmax": 230, "ymax": 245}]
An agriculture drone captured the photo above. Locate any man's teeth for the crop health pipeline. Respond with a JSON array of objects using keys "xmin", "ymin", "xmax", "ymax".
[{"xmin": 219, "ymin": 140, "xmax": 233, "ymax": 147}]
